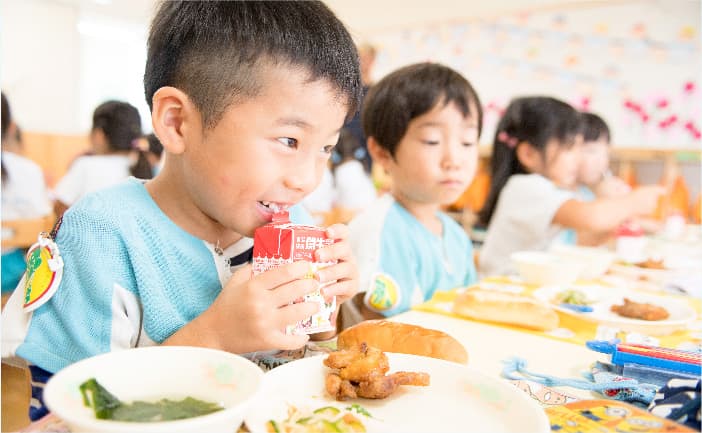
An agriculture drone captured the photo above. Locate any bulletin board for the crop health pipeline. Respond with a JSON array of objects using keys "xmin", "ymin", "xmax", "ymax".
[{"xmin": 369, "ymin": 1, "xmax": 701, "ymax": 149}]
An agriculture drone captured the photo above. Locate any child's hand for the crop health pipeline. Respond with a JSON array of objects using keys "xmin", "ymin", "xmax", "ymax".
[
  {"xmin": 314, "ymin": 223, "xmax": 359, "ymax": 306},
  {"xmin": 595, "ymin": 176, "xmax": 631, "ymax": 198},
  {"xmin": 201, "ymin": 261, "xmax": 321, "ymax": 353}
]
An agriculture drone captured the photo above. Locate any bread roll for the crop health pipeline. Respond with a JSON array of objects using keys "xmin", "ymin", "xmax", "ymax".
[
  {"xmin": 452, "ymin": 289, "xmax": 559, "ymax": 331},
  {"xmin": 337, "ymin": 320, "xmax": 468, "ymax": 364}
]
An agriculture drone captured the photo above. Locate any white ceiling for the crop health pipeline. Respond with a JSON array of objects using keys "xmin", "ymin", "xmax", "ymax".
[{"xmin": 43, "ymin": 0, "xmax": 639, "ymax": 39}]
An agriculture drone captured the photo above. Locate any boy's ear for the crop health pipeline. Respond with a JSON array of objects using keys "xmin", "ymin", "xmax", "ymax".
[
  {"xmin": 367, "ymin": 136, "xmax": 393, "ymax": 170},
  {"xmin": 150, "ymin": 87, "xmax": 198, "ymax": 155}
]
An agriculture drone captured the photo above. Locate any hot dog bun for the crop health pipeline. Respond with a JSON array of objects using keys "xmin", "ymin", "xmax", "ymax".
[
  {"xmin": 337, "ymin": 320, "xmax": 468, "ymax": 364},
  {"xmin": 452, "ymin": 289, "xmax": 559, "ymax": 331}
]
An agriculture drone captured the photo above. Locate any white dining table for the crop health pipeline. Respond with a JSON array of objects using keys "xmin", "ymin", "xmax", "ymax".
[{"xmin": 390, "ymin": 309, "xmax": 607, "ymax": 400}]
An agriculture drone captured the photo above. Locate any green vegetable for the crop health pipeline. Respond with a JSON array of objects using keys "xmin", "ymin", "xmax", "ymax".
[
  {"xmin": 554, "ymin": 289, "xmax": 590, "ymax": 306},
  {"xmin": 296, "ymin": 416, "xmax": 313, "ymax": 424},
  {"xmin": 345, "ymin": 403, "xmax": 372, "ymax": 418},
  {"xmin": 268, "ymin": 419, "xmax": 280, "ymax": 433},
  {"xmin": 313, "ymin": 406, "xmax": 341, "ymax": 416},
  {"xmin": 323, "ymin": 419, "xmax": 342, "ymax": 432},
  {"xmin": 79, "ymin": 378, "xmax": 223, "ymax": 422},
  {"xmin": 79, "ymin": 378, "xmax": 121, "ymax": 419}
]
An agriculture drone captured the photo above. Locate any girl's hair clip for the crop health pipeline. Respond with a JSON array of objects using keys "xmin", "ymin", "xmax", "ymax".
[{"xmin": 497, "ymin": 131, "xmax": 519, "ymax": 148}]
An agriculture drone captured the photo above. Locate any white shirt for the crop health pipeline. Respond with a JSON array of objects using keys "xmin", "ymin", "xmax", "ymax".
[
  {"xmin": 52, "ymin": 154, "xmax": 132, "ymax": 206},
  {"xmin": 479, "ymin": 174, "xmax": 574, "ymax": 277},
  {"xmin": 334, "ymin": 160, "xmax": 376, "ymax": 210},
  {"xmin": 1, "ymin": 152, "xmax": 51, "ymax": 220}
]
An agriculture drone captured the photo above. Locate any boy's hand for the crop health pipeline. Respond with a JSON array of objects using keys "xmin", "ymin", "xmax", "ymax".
[
  {"xmin": 314, "ymin": 223, "xmax": 359, "ymax": 306},
  {"xmin": 189, "ymin": 260, "xmax": 322, "ymax": 353}
]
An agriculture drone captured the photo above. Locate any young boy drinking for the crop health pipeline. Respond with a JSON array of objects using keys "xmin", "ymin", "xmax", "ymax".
[
  {"xmin": 2, "ymin": 1, "xmax": 361, "ymax": 420},
  {"xmin": 344, "ymin": 63, "xmax": 482, "ymax": 323}
]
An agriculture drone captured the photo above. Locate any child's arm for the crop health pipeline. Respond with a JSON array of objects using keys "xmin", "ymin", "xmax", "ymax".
[
  {"xmin": 309, "ymin": 223, "xmax": 359, "ymax": 340},
  {"xmin": 594, "ymin": 175, "xmax": 631, "ymax": 198},
  {"xmin": 553, "ymin": 185, "xmax": 664, "ymax": 233},
  {"xmin": 162, "ymin": 260, "xmax": 321, "ymax": 353}
]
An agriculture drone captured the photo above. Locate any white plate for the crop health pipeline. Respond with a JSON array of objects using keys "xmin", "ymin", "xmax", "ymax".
[
  {"xmin": 244, "ymin": 353, "xmax": 550, "ymax": 433},
  {"xmin": 608, "ymin": 262, "xmax": 678, "ymax": 285},
  {"xmin": 533, "ymin": 286, "xmax": 697, "ymax": 336}
]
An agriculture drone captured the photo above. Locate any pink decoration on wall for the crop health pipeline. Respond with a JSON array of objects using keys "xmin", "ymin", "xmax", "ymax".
[
  {"xmin": 684, "ymin": 120, "xmax": 701, "ymax": 140},
  {"xmin": 658, "ymin": 115, "xmax": 678, "ymax": 130},
  {"xmin": 574, "ymin": 96, "xmax": 591, "ymax": 111},
  {"xmin": 683, "ymin": 81, "xmax": 696, "ymax": 94}
]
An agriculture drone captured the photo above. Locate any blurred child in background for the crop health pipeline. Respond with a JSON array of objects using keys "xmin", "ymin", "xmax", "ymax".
[
  {"xmin": 562, "ymin": 112, "xmax": 632, "ymax": 245},
  {"xmin": 141, "ymin": 132, "xmax": 164, "ymax": 177},
  {"xmin": 1, "ymin": 92, "xmax": 52, "ymax": 294},
  {"xmin": 345, "ymin": 63, "xmax": 481, "ymax": 324},
  {"xmin": 577, "ymin": 112, "xmax": 630, "ymax": 201},
  {"xmin": 52, "ymin": 100, "xmax": 146, "ymax": 217},
  {"xmin": 331, "ymin": 128, "xmax": 377, "ymax": 214},
  {"xmin": 478, "ymin": 96, "xmax": 664, "ymax": 276}
]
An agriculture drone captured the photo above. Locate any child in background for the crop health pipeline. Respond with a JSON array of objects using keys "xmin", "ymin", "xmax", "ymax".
[
  {"xmin": 478, "ymin": 97, "xmax": 664, "ymax": 277},
  {"xmin": 563, "ymin": 112, "xmax": 632, "ymax": 245},
  {"xmin": 345, "ymin": 63, "xmax": 481, "ymax": 323},
  {"xmin": 1, "ymin": 92, "xmax": 52, "ymax": 294},
  {"xmin": 577, "ymin": 112, "xmax": 630, "ymax": 201},
  {"xmin": 332, "ymin": 128, "xmax": 377, "ymax": 213},
  {"xmin": 52, "ymin": 100, "xmax": 148, "ymax": 217},
  {"xmin": 2, "ymin": 1, "xmax": 361, "ymax": 420},
  {"xmin": 143, "ymin": 132, "xmax": 165, "ymax": 177}
]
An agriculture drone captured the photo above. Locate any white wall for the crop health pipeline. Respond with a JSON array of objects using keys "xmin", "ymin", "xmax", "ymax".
[
  {"xmin": 1, "ymin": 0, "xmax": 81, "ymax": 134},
  {"xmin": 1, "ymin": 0, "xmax": 150, "ymax": 135}
]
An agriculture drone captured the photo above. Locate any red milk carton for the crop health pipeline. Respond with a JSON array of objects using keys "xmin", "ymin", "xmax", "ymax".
[{"xmin": 252, "ymin": 212, "xmax": 336, "ymax": 335}]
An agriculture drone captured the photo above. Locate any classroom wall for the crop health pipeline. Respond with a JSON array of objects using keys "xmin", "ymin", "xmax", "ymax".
[
  {"xmin": 1, "ymin": 0, "xmax": 151, "ymax": 135},
  {"xmin": 367, "ymin": 1, "xmax": 701, "ymax": 149},
  {"xmin": 1, "ymin": 0, "xmax": 81, "ymax": 135}
]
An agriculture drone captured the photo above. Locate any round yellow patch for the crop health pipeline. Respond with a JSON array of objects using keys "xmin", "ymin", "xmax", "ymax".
[{"xmin": 364, "ymin": 273, "xmax": 400, "ymax": 312}]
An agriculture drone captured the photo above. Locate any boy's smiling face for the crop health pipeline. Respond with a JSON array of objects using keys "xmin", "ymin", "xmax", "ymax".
[
  {"xmin": 385, "ymin": 101, "xmax": 480, "ymax": 208},
  {"xmin": 155, "ymin": 65, "xmax": 348, "ymax": 239}
]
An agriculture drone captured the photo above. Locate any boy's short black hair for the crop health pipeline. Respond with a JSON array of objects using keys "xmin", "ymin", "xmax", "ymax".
[
  {"xmin": 362, "ymin": 62, "xmax": 482, "ymax": 157},
  {"xmin": 144, "ymin": 1, "xmax": 362, "ymax": 129},
  {"xmin": 582, "ymin": 112, "xmax": 611, "ymax": 143}
]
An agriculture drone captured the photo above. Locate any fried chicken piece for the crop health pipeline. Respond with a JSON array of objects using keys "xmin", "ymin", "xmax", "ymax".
[
  {"xmin": 324, "ymin": 342, "xmax": 389, "ymax": 382},
  {"xmin": 325, "ymin": 372, "xmax": 358, "ymax": 400},
  {"xmin": 611, "ymin": 298, "xmax": 670, "ymax": 321},
  {"xmin": 324, "ymin": 343, "xmax": 430, "ymax": 401},
  {"xmin": 356, "ymin": 372, "xmax": 431, "ymax": 399}
]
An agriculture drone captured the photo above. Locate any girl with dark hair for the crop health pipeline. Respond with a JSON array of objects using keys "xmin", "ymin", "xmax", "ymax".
[
  {"xmin": 52, "ymin": 100, "xmax": 145, "ymax": 217},
  {"xmin": 478, "ymin": 97, "xmax": 663, "ymax": 276}
]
